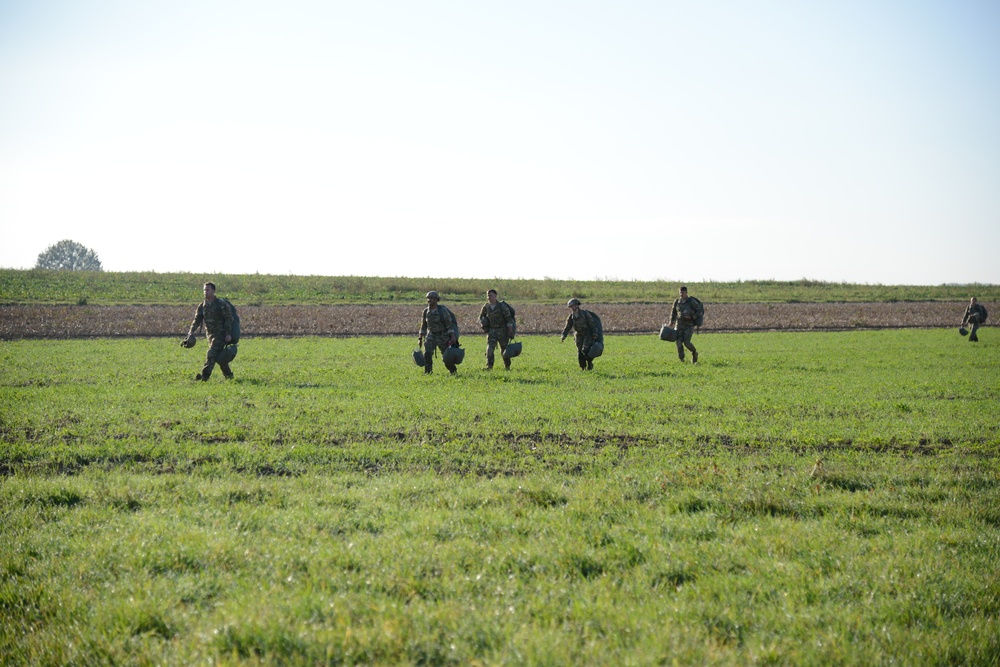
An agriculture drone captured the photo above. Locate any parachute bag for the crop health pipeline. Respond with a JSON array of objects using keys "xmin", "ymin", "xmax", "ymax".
[
  {"xmin": 503, "ymin": 341, "xmax": 522, "ymax": 359},
  {"xmin": 217, "ymin": 343, "xmax": 238, "ymax": 364},
  {"xmin": 412, "ymin": 348, "xmax": 426, "ymax": 366},
  {"xmin": 504, "ymin": 301, "xmax": 517, "ymax": 336},
  {"xmin": 660, "ymin": 324, "xmax": 677, "ymax": 342},
  {"xmin": 219, "ymin": 297, "xmax": 241, "ymax": 344},
  {"xmin": 587, "ymin": 341, "xmax": 604, "ymax": 359},
  {"xmin": 443, "ymin": 344, "xmax": 465, "ymax": 366},
  {"xmin": 689, "ymin": 296, "xmax": 705, "ymax": 327},
  {"xmin": 587, "ymin": 310, "xmax": 604, "ymax": 343}
]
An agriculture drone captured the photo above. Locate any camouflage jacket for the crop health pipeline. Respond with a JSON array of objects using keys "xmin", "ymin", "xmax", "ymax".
[
  {"xmin": 479, "ymin": 301, "xmax": 515, "ymax": 331},
  {"xmin": 670, "ymin": 297, "xmax": 701, "ymax": 328},
  {"xmin": 562, "ymin": 310, "xmax": 598, "ymax": 341},
  {"xmin": 420, "ymin": 305, "xmax": 456, "ymax": 338},
  {"xmin": 189, "ymin": 298, "xmax": 233, "ymax": 338},
  {"xmin": 964, "ymin": 303, "xmax": 987, "ymax": 324}
]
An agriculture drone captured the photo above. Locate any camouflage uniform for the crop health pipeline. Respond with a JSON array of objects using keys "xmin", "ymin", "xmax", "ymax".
[
  {"xmin": 562, "ymin": 310, "xmax": 600, "ymax": 370},
  {"xmin": 963, "ymin": 301, "xmax": 988, "ymax": 342},
  {"xmin": 479, "ymin": 301, "xmax": 515, "ymax": 369},
  {"xmin": 419, "ymin": 305, "xmax": 458, "ymax": 374},
  {"xmin": 669, "ymin": 296, "xmax": 701, "ymax": 362},
  {"xmin": 188, "ymin": 298, "xmax": 234, "ymax": 380}
]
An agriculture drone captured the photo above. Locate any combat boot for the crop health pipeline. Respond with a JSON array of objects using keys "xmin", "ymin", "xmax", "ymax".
[
  {"xmin": 446, "ymin": 363, "xmax": 457, "ymax": 375},
  {"xmin": 692, "ymin": 351, "xmax": 698, "ymax": 364},
  {"xmin": 220, "ymin": 363, "xmax": 234, "ymax": 380},
  {"xmin": 586, "ymin": 359, "xmax": 594, "ymax": 370},
  {"xmin": 485, "ymin": 360, "xmax": 494, "ymax": 370},
  {"xmin": 503, "ymin": 358, "xmax": 511, "ymax": 370},
  {"xmin": 424, "ymin": 361, "xmax": 433, "ymax": 374}
]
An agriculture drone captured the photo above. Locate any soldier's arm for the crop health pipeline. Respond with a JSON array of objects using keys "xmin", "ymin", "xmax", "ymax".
[
  {"xmin": 561, "ymin": 315, "xmax": 573, "ymax": 339},
  {"xmin": 188, "ymin": 304, "xmax": 205, "ymax": 336},
  {"xmin": 419, "ymin": 310, "xmax": 428, "ymax": 338},
  {"xmin": 669, "ymin": 301, "xmax": 678, "ymax": 326},
  {"xmin": 443, "ymin": 308, "xmax": 456, "ymax": 339}
]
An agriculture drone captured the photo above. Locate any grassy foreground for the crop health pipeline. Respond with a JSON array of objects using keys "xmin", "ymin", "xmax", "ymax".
[
  {"xmin": 2, "ymin": 268, "xmax": 998, "ymax": 305},
  {"xmin": 2, "ymin": 331, "xmax": 999, "ymax": 665}
]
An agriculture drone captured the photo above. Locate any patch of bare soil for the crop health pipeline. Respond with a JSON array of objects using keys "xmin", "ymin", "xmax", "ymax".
[{"xmin": 0, "ymin": 302, "xmax": 971, "ymax": 339}]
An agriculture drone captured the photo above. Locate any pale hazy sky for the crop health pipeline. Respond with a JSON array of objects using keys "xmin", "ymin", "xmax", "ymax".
[{"xmin": 1, "ymin": 1, "xmax": 998, "ymax": 284}]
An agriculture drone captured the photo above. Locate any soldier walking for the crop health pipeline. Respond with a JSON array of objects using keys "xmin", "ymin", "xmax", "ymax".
[
  {"xmin": 479, "ymin": 289, "xmax": 516, "ymax": 370},
  {"xmin": 560, "ymin": 298, "xmax": 601, "ymax": 370},
  {"xmin": 184, "ymin": 282, "xmax": 235, "ymax": 381},
  {"xmin": 669, "ymin": 285, "xmax": 704, "ymax": 363},
  {"xmin": 962, "ymin": 297, "xmax": 988, "ymax": 342},
  {"xmin": 418, "ymin": 291, "xmax": 459, "ymax": 375}
]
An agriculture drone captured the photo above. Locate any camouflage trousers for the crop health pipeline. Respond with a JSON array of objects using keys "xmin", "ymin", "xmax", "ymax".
[
  {"xmin": 967, "ymin": 317, "xmax": 982, "ymax": 341},
  {"xmin": 423, "ymin": 332, "xmax": 457, "ymax": 374},
  {"xmin": 675, "ymin": 326, "xmax": 697, "ymax": 359},
  {"xmin": 202, "ymin": 335, "xmax": 232, "ymax": 380},
  {"xmin": 575, "ymin": 335, "xmax": 596, "ymax": 370},
  {"xmin": 485, "ymin": 328, "xmax": 511, "ymax": 367}
]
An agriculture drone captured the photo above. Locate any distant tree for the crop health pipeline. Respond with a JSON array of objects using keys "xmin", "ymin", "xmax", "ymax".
[{"xmin": 35, "ymin": 240, "xmax": 103, "ymax": 271}]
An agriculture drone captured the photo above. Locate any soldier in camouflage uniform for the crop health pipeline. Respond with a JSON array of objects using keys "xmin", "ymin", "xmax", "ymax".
[
  {"xmin": 962, "ymin": 297, "xmax": 988, "ymax": 342},
  {"xmin": 418, "ymin": 291, "xmax": 459, "ymax": 375},
  {"xmin": 479, "ymin": 289, "xmax": 516, "ymax": 370},
  {"xmin": 560, "ymin": 298, "xmax": 600, "ymax": 370},
  {"xmin": 669, "ymin": 285, "xmax": 702, "ymax": 363},
  {"xmin": 186, "ymin": 282, "xmax": 234, "ymax": 381}
]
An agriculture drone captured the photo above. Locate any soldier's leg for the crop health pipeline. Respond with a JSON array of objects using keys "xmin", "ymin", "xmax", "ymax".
[
  {"xmin": 675, "ymin": 338, "xmax": 685, "ymax": 361},
  {"xmin": 969, "ymin": 319, "xmax": 980, "ymax": 342},
  {"xmin": 219, "ymin": 362, "xmax": 234, "ymax": 379},
  {"xmin": 485, "ymin": 332, "xmax": 498, "ymax": 369},
  {"xmin": 200, "ymin": 337, "xmax": 225, "ymax": 380},
  {"xmin": 576, "ymin": 340, "xmax": 588, "ymax": 369},
  {"xmin": 423, "ymin": 338, "xmax": 436, "ymax": 374}
]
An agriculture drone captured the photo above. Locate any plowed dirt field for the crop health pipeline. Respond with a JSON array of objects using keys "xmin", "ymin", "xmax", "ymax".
[{"xmin": 0, "ymin": 302, "xmax": 969, "ymax": 339}]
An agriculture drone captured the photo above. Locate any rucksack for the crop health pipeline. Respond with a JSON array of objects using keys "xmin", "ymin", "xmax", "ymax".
[
  {"xmin": 585, "ymin": 310, "xmax": 604, "ymax": 343},
  {"xmin": 218, "ymin": 298, "xmax": 241, "ymax": 343},
  {"xmin": 444, "ymin": 305, "xmax": 460, "ymax": 340},
  {"xmin": 688, "ymin": 297, "xmax": 705, "ymax": 327},
  {"xmin": 982, "ymin": 306, "xmax": 989, "ymax": 323},
  {"xmin": 504, "ymin": 301, "xmax": 516, "ymax": 336}
]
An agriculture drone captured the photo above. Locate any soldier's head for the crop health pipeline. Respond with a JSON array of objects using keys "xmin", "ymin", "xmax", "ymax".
[
  {"xmin": 567, "ymin": 298, "xmax": 581, "ymax": 311},
  {"xmin": 426, "ymin": 291, "xmax": 440, "ymax": 305},
  {"xmin": 971, "ymin": 297, "xmax": 978, "ymax": 304},
  {"xmin": 203, "ymin": 283, "xmax": 216, "ymax": 300},
  {"xmin": 679, "ymin": 286, "xmax": 688, "ymax": 301},
  {"xmin": 487, "ymin": 289, "xmax": 498, "ymax": 304}
]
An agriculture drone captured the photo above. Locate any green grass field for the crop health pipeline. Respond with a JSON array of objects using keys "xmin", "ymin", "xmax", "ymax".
[
  {"xmin": 2, "ymin": 331, "xmax": 999, "ymax": 665},
  {"xmin": 3, "ymin": 268, "xmax": 997, "ymax": 305}
]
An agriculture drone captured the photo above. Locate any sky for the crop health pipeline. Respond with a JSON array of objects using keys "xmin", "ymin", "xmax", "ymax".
[{"xmin": 1, "ymin": 1, "xmax": 998, "ymax": 284}]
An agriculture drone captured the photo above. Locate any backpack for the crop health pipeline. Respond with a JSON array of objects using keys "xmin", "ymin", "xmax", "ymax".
[
  {"xmin": 585, "ymin": 310, "xmax": 604, "ymax": 343},
  {"xmin": 982, "ymin": 306, "xmax": 989, "ymax": 323},
  {"xmin": 503, "ymin": 301, "xmax": 516, "ymax": 336},
  {"xmin": 688, "ymin": 297, "xmax": 705, "ymax": 327},
  {"xmin": 444, "ymin": 305, "xmax": 460, "ymax": 340},
  {"xmin": 218, "ymin": 298, "xmax": 241, "ymax": 343}
]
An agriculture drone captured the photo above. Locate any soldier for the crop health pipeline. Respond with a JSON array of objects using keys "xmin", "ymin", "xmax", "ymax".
[
  {"xmin": 560, "ymin": 298, "xmax": 600, "ymax": 370},
  {"xmin": 962, "ymin": 297, "xmax": 988, "ymax": 342},
  {"xmin": 418, "ymin": 291, "xmax": 459, "ymax": 375},
  {"xmin": 669, "ymin": 285, "xmax": 704, "ymax": 363},
  {"xmin": 479, "ymin": 289, "xmax": 516, "ymax": 370},
  {"xmin": 185, "ymin": 282, "xmax": 234, "ymax": 381}
]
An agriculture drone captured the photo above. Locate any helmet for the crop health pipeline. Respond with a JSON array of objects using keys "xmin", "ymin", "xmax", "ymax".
[
  {"xmin": 586, "ymin": 341, "xmax": 604, "ymax": 359},
  {"xmin": 659, "ymin": 325, "xmax": 677, "ymax": 342},
  {"xmin": 503, "ymin": 341, "xmax": 522, "ymax": 359},
  {"xmin": 180, "ymin": 334, "xmax": 197, "ymax": 348},
  {"xmin": 959, "ymin": 327, "xmax": 969, "ymax": 337},
  {"xmin": 426, "ymin": 291, "xmax": 440, "ymax": 300},
  {"xmin": 412, "ymin": 348, "xmax": 426, "ymax": 366},
  {"xmin": 443, "ymin": 345, "xmax": 465, "ymax": 365},
  {"xmin": 216, "ymin": 344, "xmax": 238, "ymax": 364},
  {"xmin": 567, "ymin": 298, "xmax": 581, "ymax": 307}
]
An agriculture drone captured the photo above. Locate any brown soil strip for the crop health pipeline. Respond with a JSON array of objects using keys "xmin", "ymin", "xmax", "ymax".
[{"xmin": 0, "ymin": 302, "xmax": 970, "ymax": 339}]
